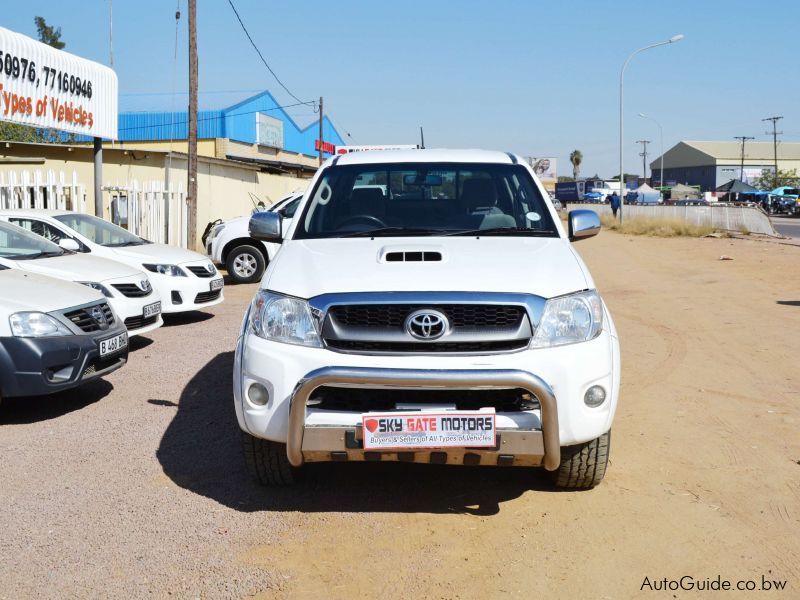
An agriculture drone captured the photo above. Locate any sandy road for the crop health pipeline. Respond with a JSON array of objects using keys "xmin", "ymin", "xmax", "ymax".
[{"xmin": 1, "ymin": 232, "xmax": 799, "ymax": 599}]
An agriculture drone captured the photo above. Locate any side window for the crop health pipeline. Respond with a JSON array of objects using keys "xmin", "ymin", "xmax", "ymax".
[{"xmin": 9, "ymin": 218, "xmax": 65, "ymax": 243}]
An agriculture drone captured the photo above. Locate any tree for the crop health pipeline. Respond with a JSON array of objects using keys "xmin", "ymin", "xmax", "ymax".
[
  {"xmin": 0, "ymin": 18, "xmax": 68, "ymax": 142},
  {"xmin": 557, "ymin": 176, "xmax": 575, "ymax": 183},
  {"xmin": 569, "ymin": 150, "xmax": 583, "ymax": 180},
  {"xmin": 34, "ymin": 16, "xmax": 65, "ymax": 49},
  {"xmin": 607, "ymin": 173, "xmax": 639, "ymax": 182},
  {"xmin": 753, "ymin": 168, "xmax": 800, "ymax": 190}
]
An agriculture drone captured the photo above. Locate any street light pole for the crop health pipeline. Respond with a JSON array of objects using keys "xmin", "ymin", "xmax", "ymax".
[
  {"xmin": 639, "ymin": 113, "xmax": 664, "ymax": 197},
  {"xmin": 619, "ymin": 34, "xmax": 683, "ymax": 222}
]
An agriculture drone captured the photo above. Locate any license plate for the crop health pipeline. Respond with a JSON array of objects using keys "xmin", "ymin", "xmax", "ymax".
[
  {"xmin": 99, "ymin": 332, "xmax": 128, "ymax": 357},
  {"xmin": 143, "ymin": 301, "xmax": 161, "ymax": 319},
  {"xmin": 361, "ymin": 410, "xmax": 496, "ymax": 451},
  {"xmin": 210, "ymin": 278, "xmax": 224, "ymax": 291}
]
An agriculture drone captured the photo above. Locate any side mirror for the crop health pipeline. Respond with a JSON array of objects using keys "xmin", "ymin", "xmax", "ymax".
[
  {"xmin": 249, "ymin": 211, "xmax": 282, "ymax": 243},
  {"xmin": 568, "ymin": 209, "xmax": 601, "ymax": 242},
  {"xmin": 58, "ymin": 238, "xmax": 81, "ymax": 252}
]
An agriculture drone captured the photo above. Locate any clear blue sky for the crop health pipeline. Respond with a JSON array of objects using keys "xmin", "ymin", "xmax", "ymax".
[{"xmin": 4, "ymin": 0, "xmax": 799, "ymax": 177}]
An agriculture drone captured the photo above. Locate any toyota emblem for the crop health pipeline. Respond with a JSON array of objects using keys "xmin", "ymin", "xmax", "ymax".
[
  {"xmin": 405, "ymin": 309, "xmax": 449, "ymax": 340},
  {"xmin": 138, "ymin": 280, "xmax": 152, "ymax": 292}
]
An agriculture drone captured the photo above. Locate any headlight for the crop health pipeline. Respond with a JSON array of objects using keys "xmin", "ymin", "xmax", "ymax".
[
  {"xmin": 530, "ymin": 290, "xmax": 603, "ymax": 348},
  {"xmin": 78, "ymin": 281, "xmax": 113, "ymax": 297},
  {"xmin": 143, "ymin": 264, "xmax": 187, "ymax": 277},
  {"xmin": 9, "ymin": 312, "xmax": 72, "ymax": 337},
  {"xmin": 249, "ymin": 291, "xmax": 321, "ymax": 347}
]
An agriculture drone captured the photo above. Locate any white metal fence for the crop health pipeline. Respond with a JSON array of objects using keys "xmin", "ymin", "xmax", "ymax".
[
  {"xmin": 0, "ymin": 168, "xmax": 188, "ymax": 247},
  {"xmin": 104, "ymin": 180, "xmax": 188, "ymax": 247},
  {"xmin": 569, "ymin": 203, "xmax": 779, "ymax": 236},
  {"xmin": 0, "ymin": 169, "xmax": 87, "ymax": 213}
]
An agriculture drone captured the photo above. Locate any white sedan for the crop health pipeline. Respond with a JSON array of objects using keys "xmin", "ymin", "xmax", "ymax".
[
  {"xmin": 0, "ymin": 220, "xmax": 162, "ymax": 336},
  {"xmin": 0, "ymin": 210, "xmax": 224, "ymax": 315}
]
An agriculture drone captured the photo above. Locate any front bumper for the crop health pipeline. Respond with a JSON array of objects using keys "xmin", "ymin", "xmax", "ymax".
[
  {"xmin": 152, "ymin": 266, "xmax": 224, "ymax": 314},
  {"xmin": 235, "ymin": 326, "xmax": 620, "ymax": 465},
  {"xmin": 286, "ymin": 366, "xmax": 560, "ymax": 470},
  {"xmin": 0, "ymin": 328, "xmax": 128, "ymax": 398}
]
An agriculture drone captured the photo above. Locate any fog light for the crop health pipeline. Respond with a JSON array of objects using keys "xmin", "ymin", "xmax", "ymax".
[
  {"xmin": 584, "ymin": 385, "xmax": 606, "ymax": 407},
  {"xmin": 248, "ymin": 383, "xmax": 269, "ymax": 406}
]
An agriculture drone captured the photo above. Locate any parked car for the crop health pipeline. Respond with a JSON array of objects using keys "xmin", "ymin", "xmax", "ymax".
[
  {"xmin": 206, "ymin": 191, "xmax": 303, "ymax": 283},
  {"xmin": 0, "ymin": 220, "xmax": 162, "ymax": 336},
  {"xmin": 0, "ymin": 268, "xmax": 128, "ymax": 404},
  {"xmin": 235, "ymin": 149, "xmax": 620, "ymax": 489},
  {"xmin": 0, "ymin": 210, "xmax": 223, "ymax": 314}
]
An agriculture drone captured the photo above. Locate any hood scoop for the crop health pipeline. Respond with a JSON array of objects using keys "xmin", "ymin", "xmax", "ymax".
[{"xmin": 379, "ymin": 245, "xmax": 445, "ymax": 263}]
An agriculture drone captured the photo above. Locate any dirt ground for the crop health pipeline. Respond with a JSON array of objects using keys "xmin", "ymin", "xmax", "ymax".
[{"xmin": 1, "ymin": 232, "xmax": 799, "ymax": 599}]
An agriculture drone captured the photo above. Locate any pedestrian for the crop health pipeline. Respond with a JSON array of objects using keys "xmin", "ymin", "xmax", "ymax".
[{"xmin": 610, "ymin": 191, "xmax": 620, "ymax": 218}]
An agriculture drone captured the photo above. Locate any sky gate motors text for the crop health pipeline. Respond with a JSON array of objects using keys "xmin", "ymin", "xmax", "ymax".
[{"xmin": 372, "ymin": 415, "xmax": 494, "ymax": 433}]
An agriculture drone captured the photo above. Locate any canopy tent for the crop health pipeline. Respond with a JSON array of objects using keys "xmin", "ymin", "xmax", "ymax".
[
  {"xmin": 669, "ymin": 183, "xmax": 701, "ymax": 200},
  {"xmin": 715, "ymin": 179, "xmax": 758, "ymax": 193},
  {"xmin": 632, "ymin": 183, "xmax": 661, "ymax": 204}
]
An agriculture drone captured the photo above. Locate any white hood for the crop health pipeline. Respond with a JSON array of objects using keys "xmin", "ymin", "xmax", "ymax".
[
  {"xmin": 0, "ymin": 270, "xmax": 103, "ymax": 313},
  {"xmin": 108, "ymin": 243, "xmax": 210, "ymax": 266},
  {"xmin": 265, "ymin": 237, "xmax": 590, "ymax": 299},
  {"xmin": 14, "ymin": 253, "xmax": 144, "ymax": 283}
]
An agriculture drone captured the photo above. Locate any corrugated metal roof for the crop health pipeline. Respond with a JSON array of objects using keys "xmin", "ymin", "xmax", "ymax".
[{"xmin": 683, "ymin": 140, "xmax": 800, "ymax": 161}]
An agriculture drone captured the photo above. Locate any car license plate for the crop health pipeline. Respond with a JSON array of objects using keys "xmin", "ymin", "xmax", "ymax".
[
  {"xmin": 361, "ymin": 410, "xmax": 496, "ymax": 451},
  {"xmin": 143, "ymin": 301, "xmax": 161, "ymax": 319},
  {"xmin": 210, "ymin": 278, "xmax": 224, "ymax": 291},
  {"xmin": 99, "ymin": 332, "xmax": 128, "ymax": 357}
]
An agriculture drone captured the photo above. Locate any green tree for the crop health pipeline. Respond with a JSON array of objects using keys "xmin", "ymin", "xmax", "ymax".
[
  {"xmin": 753, "ymin": 168, "xmax": 800, "ymax": 190},
  {"xmin": 569, "ymin": 149, "xmax": 583, "ymax": 180},
  {"xmin": 34, "ymin": 16, "xmax": 65, "ymax": 49},
  {"xmin": 0, "ymin": 18, "xmax": 68, "ymax": 142}
]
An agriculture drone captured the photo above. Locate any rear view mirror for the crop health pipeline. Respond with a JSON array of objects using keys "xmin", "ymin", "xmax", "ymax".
[
  {"xmin": 568, "ymin": 210, "xmax": 601, "ymax": 242},
  {"xmin": 249, "ymin": 211, "xmax": 282, "ymax": 243},
  {"xmin": 58, "ymin": 238, "xmax": 80, "ymax": 252},
  {"xmin": 403, "ymin": 174, "xmax": 442, "ymax": 186}
]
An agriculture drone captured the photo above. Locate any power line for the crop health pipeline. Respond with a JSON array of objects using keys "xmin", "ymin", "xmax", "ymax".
[{"xmin": 226, "ymin": 0, "xmax": 315, "ymax": 108}]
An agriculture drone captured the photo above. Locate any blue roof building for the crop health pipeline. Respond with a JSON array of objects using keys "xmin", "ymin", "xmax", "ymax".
[{"xmin": 104, "ymin": 91, "xmax": 345, "ymax": 166}]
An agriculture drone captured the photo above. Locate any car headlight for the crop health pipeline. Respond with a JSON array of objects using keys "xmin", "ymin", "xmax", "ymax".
[
  {"xmin": 9, "ymin": 312, "xmax": 72, "ymax": 337},
  {"xmin": 530, "ymin": 290, "xmax": 603, "ymax": 348},
  {"xmin": 78, "ymin": 281, "xmax": 113, "ymax": 297},
  {"xmin": 143, "ymin": 264, "xmax": 187, "ymax": 277},
  {"xmin": 249, "ymin": 291, "xmax": 322, "ymax": 347}
]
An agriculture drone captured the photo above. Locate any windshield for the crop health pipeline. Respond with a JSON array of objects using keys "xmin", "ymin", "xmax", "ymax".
[
  {"xmin": 0, "ymin": 220, "xmax": 65, "ymax": 260},
  {"xmin": 295, "ymin": 162, "xmax": 558, "ymax": 239},
  {"xmin": 53, "ymin": 213, "xmax": 148, "ymax": 247}
]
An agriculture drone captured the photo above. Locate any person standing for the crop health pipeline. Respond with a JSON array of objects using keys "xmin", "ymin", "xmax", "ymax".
[{"xmin": 610, "ymin": 192, "xmax": 621, "ymax": 218}]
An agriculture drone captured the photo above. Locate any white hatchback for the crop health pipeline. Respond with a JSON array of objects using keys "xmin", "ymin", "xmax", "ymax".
[
  {"xmin": 0, "ymin": 210, "xmax": 224, "ymax": 315},
  {"xmin": 0, "ymin": 220, "xmax": 162, "ymax": 337}
]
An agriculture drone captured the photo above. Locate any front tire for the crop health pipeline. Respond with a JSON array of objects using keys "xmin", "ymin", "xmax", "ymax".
[
  {"xmin": 226, "ymin": 245, "xmax": 266, "ymax": 284},
  {"xmin": 242, "ymin": 432, "xmax": 298, "ymax": 486},
  {"xmin": 550, "ymin": 431, "xmax": 610, "ymax": 489}
]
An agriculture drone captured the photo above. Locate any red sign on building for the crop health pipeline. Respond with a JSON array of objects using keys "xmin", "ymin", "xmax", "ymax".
[{"xmin": 315, "ymin": 139, "xmax": 336, "ymax": 155}]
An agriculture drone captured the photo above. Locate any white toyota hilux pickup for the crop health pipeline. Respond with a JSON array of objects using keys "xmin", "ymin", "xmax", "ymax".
[{"xmin": 235, "ymin": 149, "xmax": 619, "ymax": 489}]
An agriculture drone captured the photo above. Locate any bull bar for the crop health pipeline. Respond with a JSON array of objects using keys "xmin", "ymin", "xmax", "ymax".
[{"xmin": 286, "ymin": 367, "xmax": 561, "ymax": 471}]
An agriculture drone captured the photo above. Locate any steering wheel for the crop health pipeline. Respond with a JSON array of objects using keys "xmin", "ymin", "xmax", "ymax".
[{"xmin": 335, "ymin": 214, "xmax": 387, "ymax": 229}]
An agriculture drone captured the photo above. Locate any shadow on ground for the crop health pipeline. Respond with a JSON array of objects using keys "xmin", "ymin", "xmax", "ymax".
[
  {"xmin": 776, "ymin": 300, "xmax": 800, "ymax": 307},
  {"xmin": 0, "ymin": 379, "xmax": 113, "ymax": 425},
  {"xmin": 156, "ymin": 352, "xmax": 551, "ymax": 515},
  {"xmin": 162, "ymin": 311, "xmax": 214, "ymax": 327}
]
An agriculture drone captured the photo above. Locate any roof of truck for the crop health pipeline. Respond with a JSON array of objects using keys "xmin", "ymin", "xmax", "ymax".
[{"xmin": 331, "ymin": 148, "xmax": 522, "ymax": 166}]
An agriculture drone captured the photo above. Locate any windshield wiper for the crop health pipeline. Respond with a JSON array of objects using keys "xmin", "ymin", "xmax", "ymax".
[
  {"xmin": 445, "ymin": 227, "xmax": 557, "ymax": 237},
  {"xmin": 338, "ymin": 227, "xmax": 448, "ymax": 238},
  {"xmin": 9, "ymin": 250, "xmax": 65, "ymax": 260},
  {"xmin": 104, "ymin": 240, "xmax": 146, "ymax": 247}
]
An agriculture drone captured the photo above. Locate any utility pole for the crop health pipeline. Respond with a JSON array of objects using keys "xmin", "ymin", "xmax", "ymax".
[
  {"xmin": 636, "ymin": 140, "xmax": 651, "ymax": 182},
  {"xmin": 762, "ymin": 116, "xmax": 783, "ymax": 184},
  {"xmin": 187, "ymin": 0, "xmax": 198, "ymax": 250},
  {"xmin": 318, "ymin": 96, "xmax": 324, "ymax": 166},
  {"xmin": 109, "ymin": 0, "xmax": 113, "ymax": 67},
  {"xmin": 733, "ymin": 136, "xmax": 754, "ymax": 180}
]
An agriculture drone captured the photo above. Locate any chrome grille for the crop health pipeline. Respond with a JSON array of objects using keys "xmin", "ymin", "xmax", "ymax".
[
  {"xmin": 112, "ymin": 283, "xmax": 152, "ymax": 298},
  {"xmin": 329, "ymin": 304, "xmax": 525, "ymax": 328},
  {"xmin": 187, "ymin": 265, "xmax": 216, "ymax": 278}
]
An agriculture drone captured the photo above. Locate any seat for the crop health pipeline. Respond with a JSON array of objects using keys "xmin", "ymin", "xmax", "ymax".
[
  {"xmin": 458, "ymin": 178, "xmax": 515, "ymax": 229},
  {"xmin": 348, "ymin": 187, "xmax": 386, "ymax": 220}
]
